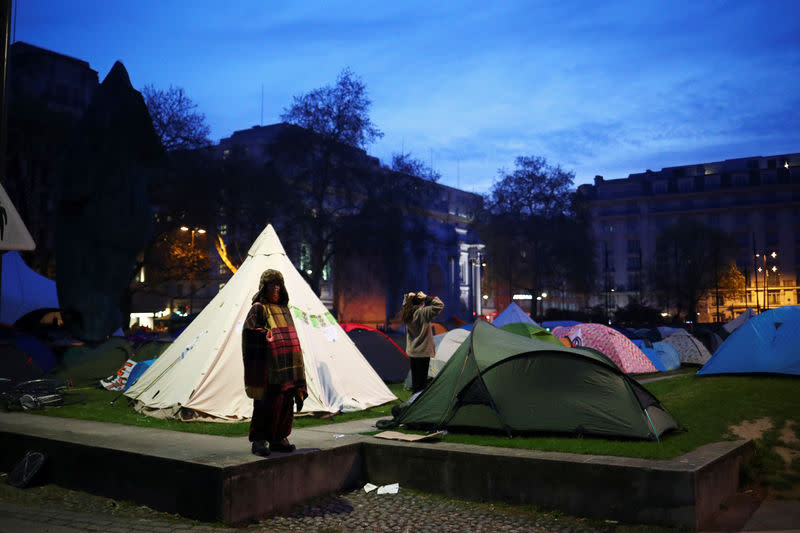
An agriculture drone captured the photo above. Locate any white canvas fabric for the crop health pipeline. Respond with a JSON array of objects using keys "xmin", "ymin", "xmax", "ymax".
[
  {"xmin": 430, "ymin": 328, "xmax": 470, "ymax": 377},
  {"xmin": 0, "ymin": 182, "xmax": 35, "ymax": 251},
  {"xmin": 125, "ymin": 224, "xmax": 396, "ymax": 420}
]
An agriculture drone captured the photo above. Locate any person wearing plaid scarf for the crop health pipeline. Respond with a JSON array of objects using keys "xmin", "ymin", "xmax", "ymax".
[{"xmin": 242, "ymin": 269, "xmax": 307, "ymax": 456}]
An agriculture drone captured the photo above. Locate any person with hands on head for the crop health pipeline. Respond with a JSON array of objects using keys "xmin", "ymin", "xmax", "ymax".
[
  {"xmin": 402, "ymin": 290, "xmax": 444, "ymax": 393},
  {"xmin": 241, "ymin": 269, "xmax": 307, "ymax": 457}
]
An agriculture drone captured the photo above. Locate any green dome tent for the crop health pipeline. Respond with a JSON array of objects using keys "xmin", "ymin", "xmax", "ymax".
[
  {"xmin": 499, "ymin": 322, "xmax": 564, "ymax": 347},
  {"xmin": 383, "ymin": 320, "xmax": 677, "ymax": 440}
]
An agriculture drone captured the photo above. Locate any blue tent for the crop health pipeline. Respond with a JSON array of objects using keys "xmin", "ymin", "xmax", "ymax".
[
  {"xmin": 1, "ymin": 251, "xmax": 59, "ymax": 325},
  {"xmin": 631, "ymin": 339, "xmax": 680, "ymax": 372},
  {"xmin": 698, "ymin": 306, "xmax": 800, "ymax": 376},
  {"xmin": 124, "ymin": 358, "xmax": 156, "ymax": 391},
  {"xmin": 653, "ymin": 341, "xmax": 681, "ymax": 371},
  {"xmin": 542, "ymin": 320, "xmax": 581, "ymax": 330},
  {"xmin": 492, "ymin": 302, "xmax": 537, "ymax": 328}
]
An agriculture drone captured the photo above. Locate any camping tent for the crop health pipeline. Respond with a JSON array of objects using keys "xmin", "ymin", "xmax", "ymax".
[
  {"xmin": 0, "ymin": 325, "xmax": 57, "ymax": 373},
  {"xmin": 631, "ymin": 339, "xmax": 680, "ymax": 372},
  {"xmin": 551, "ymin": 323, "xmax": 657, "ymax": 374},
  {"xmin": 698, "ymin": 306, "xmax": 800, "ymax": 376},
  {"xmin": 340, "ymin": 323, "xmax": 408, "ymax": 382},
  {"xmin": 385, "ymin": 320, "xmax": 677, "ymax": 440},
  {"xmin": 0, "ymin": 182, "xmax": 35, "ymax": 252},
  {"xmin": 499, "ymin": 322, "xmax": 564, "ymax": 347},
  {"xmin": 431, "ymin": 327, "xmax": 470, "ymax": 377},
  {"xmin": 404, "ymin": 327, "xmax": 471, "ymax": 388},
  {"xmin": 541, "ymin": 320, "xmax": 580, "ymax": 330},
  {"xmin": 663, "ymin": 329, "xmax": 712, "ymax": 365},
  {"xmin": 125, "ymin": 224, "xmax": 396, "ymax": 420},
  {"xmin": 722, "ymin": 308, "xmax": 756, "ymax": 335},
  {"xmin": 1, "ymin": 251, "xmax": 59, "ymax": 326},
  {"xmin": 492, "ymin": 302, "xmax": 536, "ymax": 328}
]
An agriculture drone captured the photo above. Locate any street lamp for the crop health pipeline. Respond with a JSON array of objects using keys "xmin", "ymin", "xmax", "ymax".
[
  {"xmin": 755, "ymin": 251, "xmax": 778, "ymax": 312},
  {"xmin": 179, "ymin": 226, "xmax": 207, "ymax": 314},
  {"xmin": 180, "ymin": 226, "xmax": 206, "ymax": 246}
]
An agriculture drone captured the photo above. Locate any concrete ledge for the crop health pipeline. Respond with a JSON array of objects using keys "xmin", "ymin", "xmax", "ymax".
[
  {"xmin": 361, "ymin": 438, "xmax": 754, "ymax": 529},
  {"xmin": 0, "ymin": 413, "xmax": 753, "ymax": 528}
]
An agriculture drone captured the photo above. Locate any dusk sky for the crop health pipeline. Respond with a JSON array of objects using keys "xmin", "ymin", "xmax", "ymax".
[{"xmin": 15, "ymin": 0, "xmax": 800, "ymax": 193}]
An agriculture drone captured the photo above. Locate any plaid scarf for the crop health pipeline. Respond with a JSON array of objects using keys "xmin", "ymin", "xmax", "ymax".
[{"xmin": 242, "ymin": 301, "xmax": 306, "ymax": 396}]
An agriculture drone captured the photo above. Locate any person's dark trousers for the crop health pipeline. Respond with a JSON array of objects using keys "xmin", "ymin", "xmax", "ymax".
[
  {"xmin": 410, "ymin": 357, "xmax": 430, "ymax": 392},
  {"xmin": 249, "ymin": 390, "xmax": 295, "ymax": 443}
]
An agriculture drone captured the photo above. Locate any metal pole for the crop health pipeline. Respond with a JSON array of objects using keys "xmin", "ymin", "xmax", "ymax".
[{"xmin": 752, "ymin": 233, "xmax": 760, "ymax": 313}]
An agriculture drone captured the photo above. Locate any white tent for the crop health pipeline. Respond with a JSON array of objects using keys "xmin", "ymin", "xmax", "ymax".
[
  {"xmin": 430, "ymin": 328, "xmax": 470, "ymax": 377},
  {"xmin": 125, "ymin": 224, "xmax": 396, "ymax": 420},
  {"xmin": 0, "ymin": 182, "xmax": 35, "ymax": 252},
  {"xmin": 405, "ymin": 327, "xmax": 472, "ymax": 388},
  {"xmin": 0, "ymin": 251, "xmax": 59, "ymax": 325},
  {"xmin": 722, "ymin": 308, "xmax": 756, "ymax": 334}
]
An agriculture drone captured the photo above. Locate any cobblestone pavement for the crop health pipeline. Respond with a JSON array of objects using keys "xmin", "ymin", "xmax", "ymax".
[{"xmin": 0, "ymin": 478, "xmax": 681, "ymax": 533}]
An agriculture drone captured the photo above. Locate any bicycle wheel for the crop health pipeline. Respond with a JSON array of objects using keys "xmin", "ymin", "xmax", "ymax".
[{"xmin": 7, "ymin": 451, "xmax": 46, "ymax": 488}]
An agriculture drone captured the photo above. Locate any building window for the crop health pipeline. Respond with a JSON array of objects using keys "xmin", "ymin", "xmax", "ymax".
[
  {"xmin": 768, "ymin": 290, "xmax": 780, "ymax": 306},
  {"xmin": 653, "ymin": 181, "xmax": 667, "ymax": 193},
  {"xmin": 627, "ymin": 240, "xmax": 640, "ymax": 253},
  {"xmin": 705, "ymin": 175, "xmax": 720, "ymax": 189},
  {"xmin": 218, "ymin": 264, "xmax": 228, "ymax": 275},
  {"xmin": 222, "ymin": 149, "xmax": 231, "ymax": 159},
  {"xmin": 626, "ymin": 220, "xmax": 638, "ymax": 232},
  {"xmin": 708, "ymin": 214, "xmax": 720, "ymax": 227},
  {"xmin": 733, "ymin": 174, "xmax": 748, "ymax": 186},
  {"xmin": 626, "ymin": 255, "xmax": 641, "ymax": 271},
  {"xmin": 711, "ymin": 293, "xmax": 724, "ymax": 306},
  {"xmin": 218, "ymin": 223, "xmax": 228, "ymax": 236},
  {"xmin": 678, "ymin": 179, "xmax": 693, "ymax": 193},
  {"xmin": 604, "ymin": 223, "xmax": 615, "ymax": 233}
]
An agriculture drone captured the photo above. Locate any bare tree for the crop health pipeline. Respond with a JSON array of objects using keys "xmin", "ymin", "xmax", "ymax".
[
  {"xmin": 480, "ymin": 155, "xmax": 591, "ymax": 312},
  {"xmin": 276, "ymin": 68, "xmax": 384, "ymax": 293},
  {"xmin": 391, "ymin": 151, "xmax": 441, "ymax": 182},
  {"xmin": 142, "ymin": 85, "xmax": 212, "ymax": 151},
  {"xmin": 281, "ymin": 67, "xmax": 383, "ymax": 148}
]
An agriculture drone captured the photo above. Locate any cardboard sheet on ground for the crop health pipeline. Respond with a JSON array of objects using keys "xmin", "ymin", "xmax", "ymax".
[{"xmin": 373, "ymin": 430, "xmax": 445, "ymax": 442}]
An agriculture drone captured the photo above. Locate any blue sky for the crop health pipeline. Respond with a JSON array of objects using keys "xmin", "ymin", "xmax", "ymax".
[{"xmin": 15, "ymin": 0, "xmax": 800, "ymax": 193}]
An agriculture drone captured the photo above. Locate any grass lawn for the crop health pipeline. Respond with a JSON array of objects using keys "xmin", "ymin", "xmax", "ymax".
[{"xmin": 16, "ymin": 373, "xmax": 800, "ymax": 464}]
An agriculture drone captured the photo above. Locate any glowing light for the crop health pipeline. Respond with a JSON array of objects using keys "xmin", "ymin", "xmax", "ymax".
[
  {"xmin": 180, "ymin": 226, "xmax": 189, "ymax": 232},
  {"xmin": 512, "ymin": 294, "xmax": 533, "ymax": 300}
]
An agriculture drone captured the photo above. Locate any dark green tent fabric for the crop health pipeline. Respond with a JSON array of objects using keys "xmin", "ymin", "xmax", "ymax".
[
  {"xmin": 500, "ymin": 322, "xmax": 564, "ymax": 347},
  {"xmin": 390, "ymin": 320, "xmax": 677, "ymax": 440},
  {"xmin": 51, "ymin": 337, "xmax": 133, "ymax": 387}
]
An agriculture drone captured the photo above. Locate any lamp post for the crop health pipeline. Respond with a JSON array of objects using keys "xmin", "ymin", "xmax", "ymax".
[
  {"xmin": 755, "ymin": 250, "xmax": 777, "ymax": 312},
  {"xmin": 180, "ymin": 225, "xmax": 206, "ymax": 246},
  {"xmin": 179, "ymin": 226, "xmax": 207, "ymax": 314}
]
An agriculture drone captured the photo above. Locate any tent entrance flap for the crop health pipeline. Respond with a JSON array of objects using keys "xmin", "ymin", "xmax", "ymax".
[{"xmin": 443, "ymin": 331, "xmax": 513, "ymax": 438}]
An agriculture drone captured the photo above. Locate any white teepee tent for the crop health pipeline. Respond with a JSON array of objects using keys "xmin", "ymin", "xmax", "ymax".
[{"xmin": 125, "ymin": 224, "xmax": 396, "ymax": 420}]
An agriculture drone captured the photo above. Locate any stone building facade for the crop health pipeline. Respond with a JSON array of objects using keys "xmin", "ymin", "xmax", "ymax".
[{"xmin": 578, "ymin": 153, "xmax": 800, "ymax": 322}]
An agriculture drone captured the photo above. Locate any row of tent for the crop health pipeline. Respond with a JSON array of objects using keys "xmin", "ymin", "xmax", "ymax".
[{"xmin": 3, "ymin": 223, "xmax": 797, "ymax": 444}]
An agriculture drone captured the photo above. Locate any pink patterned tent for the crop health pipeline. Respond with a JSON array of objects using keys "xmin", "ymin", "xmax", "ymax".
[{"xmin": 552, "ymin": 323, "xmax": 658, "ymax": 374}]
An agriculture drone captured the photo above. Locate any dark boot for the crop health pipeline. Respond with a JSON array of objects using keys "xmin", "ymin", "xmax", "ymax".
[
  {"xmin": 251, "ymin": 440, "xmax": 270, "ymax": 457},
  {"xmin": 269, "ymin": 438, "xmax": 296, "ymax": 453}
]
